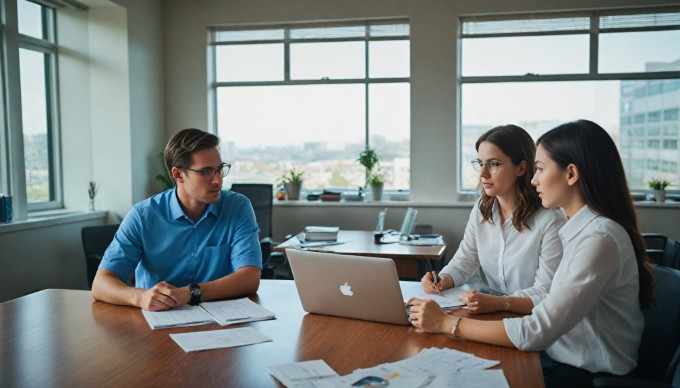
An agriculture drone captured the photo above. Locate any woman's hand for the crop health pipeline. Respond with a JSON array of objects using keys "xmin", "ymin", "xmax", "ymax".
[
  {"xmin": 459, "ymin": 290, "xmax": 502, "ymax": 314},
  {"xmin": 407, "ymin": 298, "xmax": 454, "ymax": 333},
  {"xmin": 420, "ymin": 272, "xmax": 452, "ymax": 294}
]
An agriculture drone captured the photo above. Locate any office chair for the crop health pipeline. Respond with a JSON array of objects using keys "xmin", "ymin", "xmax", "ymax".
[
  {"xmin": 81, "ymin": 224, "xmax": 120, "ymax": 289},
  {"xmin": 644, "ymin": 233, "xmax": 668, "ymax": 264},
  {"xmin": 593, "ymin": 265, "xmax": 680, "ymax": 388},
  {"xmin": 643, "ymin": 233, "xmax": 680, "ymax": 270},
  {"xmin": 230, "ymin": 183, "xmax": 283, "ymax": 279}
]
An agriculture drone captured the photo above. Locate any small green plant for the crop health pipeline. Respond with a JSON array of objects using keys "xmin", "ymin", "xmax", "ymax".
[
  {"xmin": 648, "ymin": 177, "xmax": 671, "ymax": 190},
  {"xmin": 357, "ymin": 147, "xmax": 380, "ymax": 174},
  {"xmin": 279, "ymin": 167, "xmax": 304, "ymax": 184},
  {"xmin": 88, "ymin": 181, "xmax": 99, "ymax": 200},
  {"xmin": 367, "ymin": 167, "xmax": 385, "ymax": 185},
  {"xmin": 155, "ymin": 152, "xmax": 174, "ymax": 191}
]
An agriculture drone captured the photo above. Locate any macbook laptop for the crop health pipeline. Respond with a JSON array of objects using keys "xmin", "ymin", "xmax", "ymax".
[{"xmin": 286, "ymin": 249, "xmax": 411, "ymax": 325}]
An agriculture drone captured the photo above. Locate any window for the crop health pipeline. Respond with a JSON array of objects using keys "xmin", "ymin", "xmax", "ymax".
[
  {"xmin": 460, "ymin": 9, "xmax": 680, "ymax": 190},
  {"xmin": 1, "ymin": 0, "xmax": 61, "ymax": 212},
  {"xmin": 210, "ymin": 21, "xmax": 410, "ymax": 191}
]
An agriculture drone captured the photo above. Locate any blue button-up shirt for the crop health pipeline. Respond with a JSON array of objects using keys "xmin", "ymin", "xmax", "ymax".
[{"xmin": 100, "ymin": 188, "xmax": 262, "ymax": 288}]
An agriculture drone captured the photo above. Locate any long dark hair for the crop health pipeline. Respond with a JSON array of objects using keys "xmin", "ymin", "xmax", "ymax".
[
  {"xmin": 476, "ymin": 124, "xmax": 542, "ymax": 231},
  {"xmin": 537, "ymin": 119, "xmax": 654, "ymax": 309}
]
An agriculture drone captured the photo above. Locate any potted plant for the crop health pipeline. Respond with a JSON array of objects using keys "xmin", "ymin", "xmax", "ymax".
[
  {"xmin": 367, "ymin": 168, "xmax": 385, "ymax": 201},
  {"xmin": 648, "ymin": 177, "xmax": 671, "ymax": 203},
  {"xmin": 279, "ymin": 168, "xmax": 304, "ymax": 200},
  {"xmin": 357, "ymin": 146, "xmax": 380, "ymax": 187}
]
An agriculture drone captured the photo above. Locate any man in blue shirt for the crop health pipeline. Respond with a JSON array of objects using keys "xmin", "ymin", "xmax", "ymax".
[{"xmin": 92, "ymin": 128, "xmax": 262, "ymax": 311}]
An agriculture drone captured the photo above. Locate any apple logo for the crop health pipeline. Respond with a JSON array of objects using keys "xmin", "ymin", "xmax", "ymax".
[{"xmin": 339, "ymin": 282, "xmax": 353, "ymax": 296}]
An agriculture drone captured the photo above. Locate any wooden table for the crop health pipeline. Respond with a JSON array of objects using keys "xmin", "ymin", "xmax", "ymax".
[
  {"xmin": 274, "ymin": 230, "xmax": 447, "ymax": 279},
  {"xmin": 0, "ymin": 281, "xmax": 543, "ymax": 387}
]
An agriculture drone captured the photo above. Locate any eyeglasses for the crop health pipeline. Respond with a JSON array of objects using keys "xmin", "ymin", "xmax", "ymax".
[
  {"xmin": 470, "ymin": 160, "xmax": 511, "ymax": 174},
  {"xmin": 182, "ymin": 163, "xmax": 231, "ymax": 182}
]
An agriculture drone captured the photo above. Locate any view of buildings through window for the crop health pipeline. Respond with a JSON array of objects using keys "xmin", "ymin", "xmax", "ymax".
[
  {"xmin": 460, "ymin": 11, "xmax": 680, "ymax": 191},
  {"xmin": 17, "ymin": 0, "xmax": 58, "ymax": 206},
  {"xmin": 211, "ymin": 22, "xmax": 410, "ymax": 192}
]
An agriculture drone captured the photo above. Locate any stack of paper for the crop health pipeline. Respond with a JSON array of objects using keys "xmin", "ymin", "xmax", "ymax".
[
  {"xmin": 268, "ymin": 348, "xmax": 506, "ymax": 387},
  {"xmin": 142, "ymin": 297, "xmax": 276, "ymax": 330},
  {"xmin": 303, "ymin": 226, "xmax": 340, "ymax": 241}
]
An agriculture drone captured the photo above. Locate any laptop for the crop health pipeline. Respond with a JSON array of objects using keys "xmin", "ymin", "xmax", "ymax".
[{"xmin": 286, "ymin": 249, "xmax": 411, "ymax": 325}]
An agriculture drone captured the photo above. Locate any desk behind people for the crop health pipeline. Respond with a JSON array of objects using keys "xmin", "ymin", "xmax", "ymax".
[{"xmin": 0, "ymin": 280, "xmax": 542, "ymax": 387}]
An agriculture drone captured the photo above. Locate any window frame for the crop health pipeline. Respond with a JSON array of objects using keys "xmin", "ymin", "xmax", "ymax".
[
  {"xmin": 458, "ymin": 7, "xmax": 680, "ymax": 194},
  {"xmin": 207, "ymin": 20, "xmax": 410, "ymax": 191},
  {"xmin": 4, "ymin": 0, "xmax": 63, "ymax": 212}
]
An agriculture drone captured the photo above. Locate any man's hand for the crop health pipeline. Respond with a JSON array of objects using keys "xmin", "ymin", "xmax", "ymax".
[{"xmin": 137, "ymin": 281, "xmax": 190, "ymax": 311}]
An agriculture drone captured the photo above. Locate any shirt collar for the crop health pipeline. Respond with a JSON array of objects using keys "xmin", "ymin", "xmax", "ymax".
[
  {"xmin": 559, "ymin": 204, "xmax": 598, "ymax": 243},
  {"xmin": 168, "ymin": 187, "xmax": 220, "ymax": 222}
]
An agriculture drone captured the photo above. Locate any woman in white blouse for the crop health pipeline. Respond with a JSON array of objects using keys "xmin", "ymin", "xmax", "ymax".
[
  {"xmin": 422, "ymin": 124, "xmax": 565, "ymax": 314},
  {"xmin": 409, "ymin": 120, "xmax": 655, "ymax": 387}
]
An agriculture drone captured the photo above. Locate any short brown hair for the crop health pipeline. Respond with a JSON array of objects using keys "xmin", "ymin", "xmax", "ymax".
[{"xmin": 164, "ymin": 128, "xmax": 220, "ymax": 179}]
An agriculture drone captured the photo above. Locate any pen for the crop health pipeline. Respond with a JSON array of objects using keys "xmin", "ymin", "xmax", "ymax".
[{"xmin": 432, "ymin": 271, "xmax": 442, "ymax": 296}]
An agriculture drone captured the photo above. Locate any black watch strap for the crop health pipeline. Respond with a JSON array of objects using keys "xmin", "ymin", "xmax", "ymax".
[{"xmin": 188, "ymin": 283, "xmax": 202, "ymax": 306}]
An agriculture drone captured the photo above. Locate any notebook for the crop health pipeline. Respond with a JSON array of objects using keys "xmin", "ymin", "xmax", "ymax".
[{"xmin": 286, "ymin": 249, "xmax": 411, "ymax": 325}]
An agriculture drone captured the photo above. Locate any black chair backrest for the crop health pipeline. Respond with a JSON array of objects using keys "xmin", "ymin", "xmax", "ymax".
[
  {"xmin": 632, "ymin": 265, "xmax": 680, "ymax": 383},
  {"xmin": 82, "ymin": 224, "xmax": 119, "ymax": 289},
  {"xmin": 643, "ymin": 233, "xmax": 668, "ymax": 264},
  {"xmin": 230, "ymin": 184, "xmax": 273, "ymax": 240}
]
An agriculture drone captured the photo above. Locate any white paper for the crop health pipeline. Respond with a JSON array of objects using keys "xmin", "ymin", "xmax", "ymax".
[
  {"xmin": 401, "ymin": 283, "xmax": 474, "ymax": 308},
  {"xmin": 429, "ymin": 370, "xmax": 509, "ymax": 388},
  {"xmin": 199, "ymin": 298, "xmax": 276, "ymax": 325},
  {"xmin": 169, "ymin": 327, "xmax": 272, "ymax": 352},
  {"xmin": 268, "ymin": 360, "xmax": 339, "ymax": 387},
  {"xmin": 142, "ymin": 305, "xmax": 215, "ymax": 329}
]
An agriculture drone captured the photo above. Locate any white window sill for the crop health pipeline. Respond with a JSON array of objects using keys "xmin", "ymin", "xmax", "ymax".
[{"xmin": 0, "ymin": 210, "xmax": 108, "ymax": 234}]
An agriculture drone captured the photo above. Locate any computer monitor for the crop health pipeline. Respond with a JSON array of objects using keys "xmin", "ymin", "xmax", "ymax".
[{"xmin": 399, "ymin": 207, "xmax": 418, "ymax": 236}]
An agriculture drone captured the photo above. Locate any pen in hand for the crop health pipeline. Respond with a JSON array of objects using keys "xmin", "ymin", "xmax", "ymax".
[{"xmin": 431, "ymin": 271, "xmax": 442, "ymax": 296}]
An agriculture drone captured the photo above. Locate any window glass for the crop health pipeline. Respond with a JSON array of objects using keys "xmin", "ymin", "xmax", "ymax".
[
  {"xmin": 461, "ymin": 35, "xmax": 588, "ymax": 77},
  {"xmin": 216, "ymin": 84, "xmax": 366, "ymax": 189},
  {"xmin": 290, "ymin": 42, "xmax": 365, "ymax": 80},
  {"xmin": 369, "ymin": 40, "xmax": 410, "ymax": 78},
  {"xmin": 215, "ymin": 44, "xmax": 284, "ymax": 82},
  {"xmin": 19, "ymin": 48, "xmax": 52, "ymax": 203},
  {"xmin": 17, "ymin": 0, "xmax": 44, "ymax": 39},
  {"xmin": 599, "ymin": 30, "xmax": 680, "ymax": 73}
]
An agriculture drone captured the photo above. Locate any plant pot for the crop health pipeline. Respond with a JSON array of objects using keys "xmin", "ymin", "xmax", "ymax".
[
  {"xmin": 653, "ymin": 189, "xmax": 666, "ymax": 203},
  {"xmin": 284, "ymin": 182, "xmax": 302, "ymax": 201},
  {"xmin": 370, "ymin": 183, "xmax": 384, "ymax": 201}
]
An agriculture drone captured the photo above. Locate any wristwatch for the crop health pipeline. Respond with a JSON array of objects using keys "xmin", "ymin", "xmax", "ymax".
[{"xmin": 188, "ymin": 283, "xmax": 202, "ymax": 306}]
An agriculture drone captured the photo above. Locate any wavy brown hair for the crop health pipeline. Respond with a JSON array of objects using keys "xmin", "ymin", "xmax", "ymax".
[
  {"xmin": 537, "ymin": 119, "xmax": 654, "ymax": 309},
  {"xmin": 475, "ymin": 124, "xmax": 542, "ymax": 231},
  {"xmin": 164, "ymin": 128, "xmax": 220, "ymax": 185}
]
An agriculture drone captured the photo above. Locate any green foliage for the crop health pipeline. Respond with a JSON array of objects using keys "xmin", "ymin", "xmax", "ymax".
[
  {"xmin": 155, "ymin": 152, "xmax": 174, "ymax": 191},
  {"xmin": 279, "ymin": 167, "xmax": 304, "ymax": 184},
  {"xmin": 357, "ymin": 147, "xmax": 380, "ymax": 172},
  {"xmin": 648, "ymin": 177, "xmax": 671, "ymax": 190},
  {"xmin": 367, "ymin": 168, "xmax": 385, "ymax": 185}
]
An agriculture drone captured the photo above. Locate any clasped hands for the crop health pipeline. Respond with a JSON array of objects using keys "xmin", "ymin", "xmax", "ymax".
[{"xmin": 138, "ymin": 281, "xmax": 191, "ymax": 311}]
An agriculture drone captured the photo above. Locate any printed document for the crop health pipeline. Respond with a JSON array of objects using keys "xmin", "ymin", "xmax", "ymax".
[
  {"xmin": 142, "ymin": 297, "xmax": 275, "ymax": 329},
  {"xmin": 170, "ymin": 327, "xmax": 272, "ymax": 352},
  {"xmin": 269, "ymin": 360, "xmax": 339, "ymax": 387},
  {"xmin": 400, "ymin": 282, "xmax": 473, "ymax": 308}
]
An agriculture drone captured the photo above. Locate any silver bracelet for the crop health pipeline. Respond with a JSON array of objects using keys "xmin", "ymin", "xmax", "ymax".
[{"xmin": 450, "ymin": 316, "xmax": 462, "ymax": 337}]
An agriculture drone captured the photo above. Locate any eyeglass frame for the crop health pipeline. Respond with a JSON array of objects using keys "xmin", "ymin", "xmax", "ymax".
[
  {"xmin": 470, "ymin": 159, "xmax": 512, "ymax": 174},
  {"xmin": 180, "ymin": 162, "xmax": 232, "ymax": 181}
]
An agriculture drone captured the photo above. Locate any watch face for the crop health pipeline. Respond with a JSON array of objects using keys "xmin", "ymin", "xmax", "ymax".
[{"xmin": 192, "ymin": 288, "xmax": 201, "ymax": 296}]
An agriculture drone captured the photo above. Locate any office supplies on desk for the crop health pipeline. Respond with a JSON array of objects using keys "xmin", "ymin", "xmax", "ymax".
[
  {"xmin": 303, "ymin": 226, "xmax": 340, "ymax": 241},
  {"xmin": 286, "ymin": 249, "xmax": 411, "ymax": 325},
  {"xmin": 269, "ymin": 360, "xmax": 339, "ymax": 387}
]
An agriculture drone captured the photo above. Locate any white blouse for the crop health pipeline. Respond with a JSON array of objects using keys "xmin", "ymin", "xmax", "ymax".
[
  {"xmin": 439, "ymin": 200, "xmax": 565, "ymax": 305},
  {"xmin": 504, "ymin": 205, "xmax": 644, "ymax": 374}
]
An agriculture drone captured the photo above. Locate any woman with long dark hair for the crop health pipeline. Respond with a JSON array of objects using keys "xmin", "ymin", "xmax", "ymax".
[
  {"xmin": 422, "ymin": 124, "xmax": 565, "ymax": 314},
  {"xmin": 410, "ymin": 120, "xmax": 655, "ymax": 387}
]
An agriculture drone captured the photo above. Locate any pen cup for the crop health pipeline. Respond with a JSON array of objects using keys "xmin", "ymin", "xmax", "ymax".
[{"xmin": 373, "ymin": 232, "xmax": 383, "ymax": 244}]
